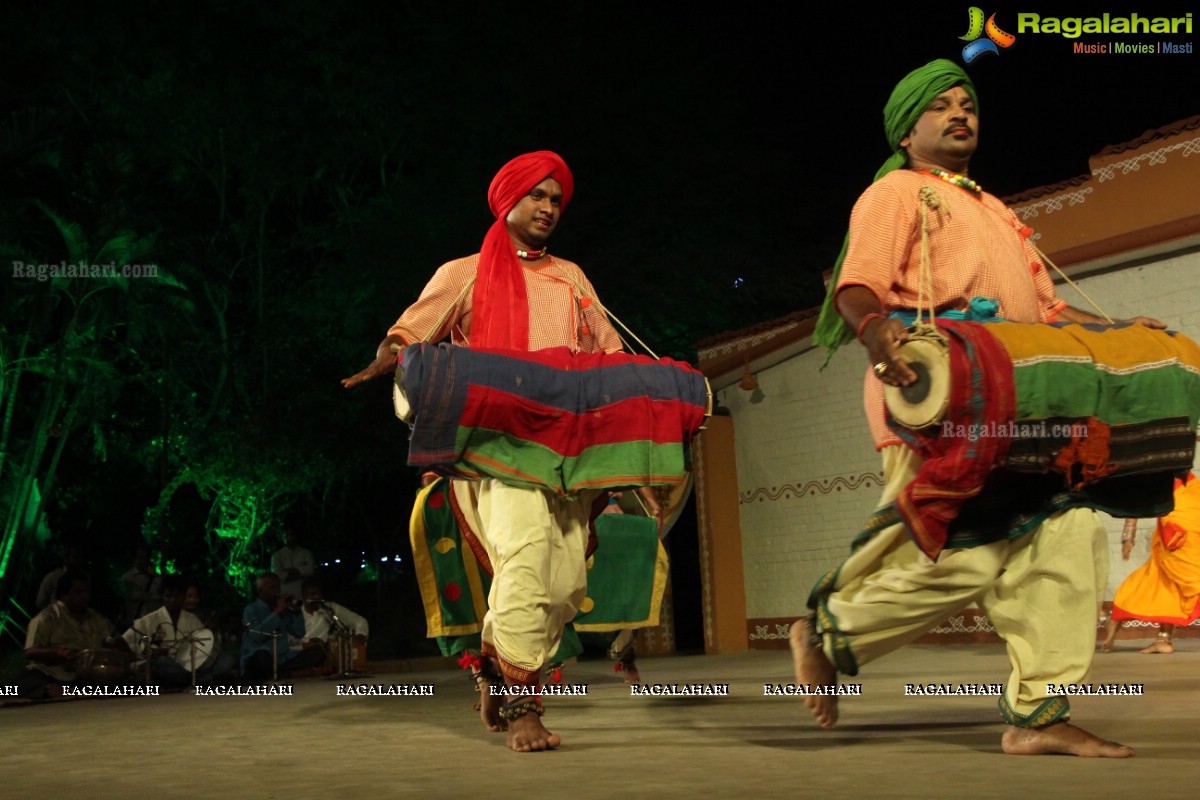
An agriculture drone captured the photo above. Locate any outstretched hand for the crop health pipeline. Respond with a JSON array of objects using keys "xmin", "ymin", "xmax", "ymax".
[
  {"xmin": 342, "ymin": 335, "xmax": 405, "ymax": 388},
  {"xmin": 1124, "ymin": 316, "xmax": 1167, "ymax": 330}
]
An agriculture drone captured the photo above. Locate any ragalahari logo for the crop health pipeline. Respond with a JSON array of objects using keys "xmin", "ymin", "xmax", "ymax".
[{"xmin": 960, "ymin": 7, "xmax": 1017, "ymax": 62}]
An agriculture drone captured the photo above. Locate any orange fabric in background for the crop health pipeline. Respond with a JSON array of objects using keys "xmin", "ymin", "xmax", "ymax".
[{"xmin": 1111, "ymin": 475, "xmax": 1200, "ymax": 626}]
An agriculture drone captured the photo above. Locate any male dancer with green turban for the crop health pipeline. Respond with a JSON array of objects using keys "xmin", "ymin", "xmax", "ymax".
[{"xmin": 792, "ymin": 59, "xmax": 1161, "ymax": 757}]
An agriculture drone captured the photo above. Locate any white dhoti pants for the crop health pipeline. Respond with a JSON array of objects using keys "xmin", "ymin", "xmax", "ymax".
[
  {"xmin": 818, "ymin": 445, "xmax": 1107, "ymax": 724},
  {"xmin": 472, "ymin": 480, "xmax": 597, "ymax": 684}
]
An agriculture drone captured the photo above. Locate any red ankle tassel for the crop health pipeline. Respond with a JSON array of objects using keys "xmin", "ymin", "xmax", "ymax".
[
  {"xmin": 457, "ymin": 652, "xmax": 482, "ymax": 671},
  {"xmin": 614, "ymin": 662, "xmax": 623, "ymax": 673},
  {"xmin": 550, "ymin": 667, "xmax": 562, "ymax": 684}
]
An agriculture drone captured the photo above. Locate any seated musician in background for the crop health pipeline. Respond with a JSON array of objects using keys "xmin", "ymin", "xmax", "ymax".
[
  {"xmin": 240, "ymin": 573, "xmax": 324, "ymax": 684},
  {"xmin": 798, "ymin": 59, "xmax": 1164, "ymax": 757},
  {"xmin": 34, "ymin": 541, "xmax": 87, "ymax": 610},
  {"xmin": 20, "ymin": 570, "xmax": 127, "ymax": 700},
  {"xmin": 183, "ymin": 578, "xmax": 221, "ymax": 630},
  {"xmin": 185, "ymin": 577, "xmax": 240, "ymax": 671},
  {"xmin": 124, "ymin": 575, "xmax": 233, "ymax": 689},
  {"xmin": 300, "ymin": 577, "xmax": 369, "ymax": 642},
  {"xmin": 343, "ymin": 151, "xmax": 622, "ymax": 752},
  {"xmin": 299, "ymin": 577, "xmax": 369, "ymax": 673}
]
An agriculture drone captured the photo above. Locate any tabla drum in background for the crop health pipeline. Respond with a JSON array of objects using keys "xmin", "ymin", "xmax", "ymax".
[
  {"xmin": 172, "ymin": 628, "xmax": 218, "ymax": 672},
  {"xmin": 349, "ymin": 637, "xmax": 367, "ymax": 671},
  {"xmin": 71, "ymin": 648, "xmax": 134, "ymax": 685},
  {"xmin": 304, "ymin": 636, "xmax": 367, "ymax": 674}
]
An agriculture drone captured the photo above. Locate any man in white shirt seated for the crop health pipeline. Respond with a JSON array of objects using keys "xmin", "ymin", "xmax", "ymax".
[
  {"xmin": 124, "ymin": 575, "xmax": 233, "ymax": 689},
  {"xmin": 299, "ymin": 577, "xmax": 368, "ymax": 673}
]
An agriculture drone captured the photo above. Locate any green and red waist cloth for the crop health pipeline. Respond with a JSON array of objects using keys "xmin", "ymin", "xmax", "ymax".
[
  {"xmin": 398, "ymin": 343, "xmax": 708, "ymax": 497},
  {"xmin": 887, "ymin": 319, "xmax": 1200, "ymax": 559}
]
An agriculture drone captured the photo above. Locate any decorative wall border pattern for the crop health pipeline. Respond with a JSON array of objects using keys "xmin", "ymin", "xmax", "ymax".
[
  {"xmin": 1013, "ymin": 187, "xmax": 1093, "ymax": 220},
  {"xmin": 748, "ymin": 622, "xmax": 792, "ymax": 642},
  {"xmin": 697, "ymin": 321, "xmax": 800, "ymax": 361},
  {"xmin": 929, "ymin": 612, "xmax": 995, "ymax": 634},
  {"xmin": 740, "ymin": 472, "xmax": 884, "ymax": 504},
  {"xmin": 1093, "ymin": 135, "xmax": 1200, "ymax": 182}
]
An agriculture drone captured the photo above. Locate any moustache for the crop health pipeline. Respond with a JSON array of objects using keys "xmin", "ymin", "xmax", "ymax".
[{"xmin": 944, "ymin": 124, "xmax": 975, "ymax": 137}]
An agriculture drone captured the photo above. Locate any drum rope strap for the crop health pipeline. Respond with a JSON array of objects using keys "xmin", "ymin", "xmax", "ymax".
[
  {"xmin": 1030, "ymin": 244, "xmax": 1115, "ymax": 323},
  {"xmin": 557, "ymin": 273, "xmax": 660, "ymax": 359},
  {"xmin": 915, "ymin": 188, "xmax": 948, "ymax": 343},
  {"xmin": 415, "ymin": 276, "xmax": 478, "ymax": 346},
  {"xmin": 411, "ymin": 271, "xmax": 665, "ymax": 359}
]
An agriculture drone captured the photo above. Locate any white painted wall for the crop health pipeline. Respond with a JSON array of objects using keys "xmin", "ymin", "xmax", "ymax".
[{"xmin": 726, "ymin": 250, "xmax": 1200, "ymax": 618}]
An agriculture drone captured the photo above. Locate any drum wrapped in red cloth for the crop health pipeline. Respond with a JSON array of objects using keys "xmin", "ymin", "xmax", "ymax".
[
  {"xmin": 397, "ymin": 343, "xmax": 710, "ymax": 496},
  {"xmin": 883, "ymin": 320, "xmax": 1200, "ymax": 559}
]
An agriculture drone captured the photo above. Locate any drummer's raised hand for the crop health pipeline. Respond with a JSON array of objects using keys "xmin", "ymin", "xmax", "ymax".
[{"xmin": 341, "ymin": 334, "xmax": 406, "ymax": 388}]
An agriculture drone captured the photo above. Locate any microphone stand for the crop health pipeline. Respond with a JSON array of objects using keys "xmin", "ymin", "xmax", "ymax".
[
  {"xmin": 246, "ymin": 626, "xmax": 282, "ymax": 682},
  {"xmin": 320, "ymin": 604, "xmax": 372, "ymax": 680}
]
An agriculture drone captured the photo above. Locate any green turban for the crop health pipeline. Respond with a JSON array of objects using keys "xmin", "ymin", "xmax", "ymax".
[{"xmin": 813, "ymin": 59, "xmax": 978, "ymax": 363}]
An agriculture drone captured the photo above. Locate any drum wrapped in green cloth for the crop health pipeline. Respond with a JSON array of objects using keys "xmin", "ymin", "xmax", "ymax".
[
  {"xmin": 883, "ymin": 320, "xmax": 1200, "ymax": 559},
  {"xmin": 409, "ymin": 478, "xmax": 667, "ymax": 658}
]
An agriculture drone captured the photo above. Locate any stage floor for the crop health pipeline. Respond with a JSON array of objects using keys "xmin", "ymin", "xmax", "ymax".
[{"xmin": 3, "ymin": 641, "xmax": 1198, "ymax": 798}]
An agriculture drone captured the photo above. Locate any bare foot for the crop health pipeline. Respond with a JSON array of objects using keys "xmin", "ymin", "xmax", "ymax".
[
  {"xmin": 507, "ymin": 711, "xmax": 561, "ymax": 752},
  {"xmin": 619, "ymin": 661, "xmax": 641, "ymax": 686},
  {"xmin": 1001, "ymin": 722, "xmax": 1134, "ymax": 757},
  {"xmin": 788, "ymin": 616, "xmax": 838, "ymax": 729},
  {"xmin": 1099, "ymin": 618, "xmax": 1118, "ymax": 652},
  {"xmin": 1139, "ymin": 639, "xmax": 1174, "ymax": 654},
  {"xmin": 474, "ymin": 669, "xmax": 506, "ymax": 734}
]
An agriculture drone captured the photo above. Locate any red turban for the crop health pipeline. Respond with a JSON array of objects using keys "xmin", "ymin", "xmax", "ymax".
[{"xmin": 472, "ymin": 151, "xmax": 574, "ymax": 349}]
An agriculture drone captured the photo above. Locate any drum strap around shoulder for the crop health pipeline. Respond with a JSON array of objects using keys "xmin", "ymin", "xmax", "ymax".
[{"xmin": 555, "ymin": 272, "xmax": 657, "ymax": 358}]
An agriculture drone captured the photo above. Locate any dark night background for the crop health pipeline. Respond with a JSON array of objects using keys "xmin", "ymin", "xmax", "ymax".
[{"xmin": 1, "ymin": 1, "xmax": 1195, "ymax": 659}]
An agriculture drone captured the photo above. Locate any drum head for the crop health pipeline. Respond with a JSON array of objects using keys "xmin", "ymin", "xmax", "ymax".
[
  {"xmin": 173, "ymin": 628, "xmax": 217, "ymax": 671},
  {"xmin": 883, "ymin": 337, "xmax": 951, "ymax": 430},
  {"xmin": 393, "ymin": 375, "xmax": 413, "ymax": 422}
]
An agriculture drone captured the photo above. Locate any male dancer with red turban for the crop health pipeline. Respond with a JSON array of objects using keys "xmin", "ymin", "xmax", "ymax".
[{"xmin": 344, "ymin": 151, "xmax": 621, "ymax": 751}]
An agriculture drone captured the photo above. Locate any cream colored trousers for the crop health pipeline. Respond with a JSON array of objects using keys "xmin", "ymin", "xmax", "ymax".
[
  {"xmin": 473, "ymin": 480, "xmax": 597, "ymax": 683},
  {"xmin": 821, "ymin": 445, "xmax": 1107, "ymax": 722}
]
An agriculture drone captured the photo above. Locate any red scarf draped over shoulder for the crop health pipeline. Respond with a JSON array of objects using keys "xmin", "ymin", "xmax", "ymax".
[{"xmin": 471, "ymin": 151, "xmax": 575, "ymax": 350}]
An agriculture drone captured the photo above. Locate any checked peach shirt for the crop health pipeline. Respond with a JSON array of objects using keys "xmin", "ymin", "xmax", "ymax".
[
  {"xmin": 836, "ymin": 170, "xmax": 1067, "ymax": 449},
  {"xmin": 388, "ymin": 254, "xmax": 622, "ymax": 354}
]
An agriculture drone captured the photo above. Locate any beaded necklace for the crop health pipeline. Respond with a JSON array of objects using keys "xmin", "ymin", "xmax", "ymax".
[{"xmin": 926, "ymin": 167, "xmax": 981, "ymax": 196}]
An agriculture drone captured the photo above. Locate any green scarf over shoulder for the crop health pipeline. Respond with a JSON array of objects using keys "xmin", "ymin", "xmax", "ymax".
[{"xmin": 814, "ymin": 59, "xmax": 979, "ymax": 364}]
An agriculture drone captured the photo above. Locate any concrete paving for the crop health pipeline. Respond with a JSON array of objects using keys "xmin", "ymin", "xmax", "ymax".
[{"xmin": 3, "ymin": 641, "xmax": 1199, "ymax": 800}]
